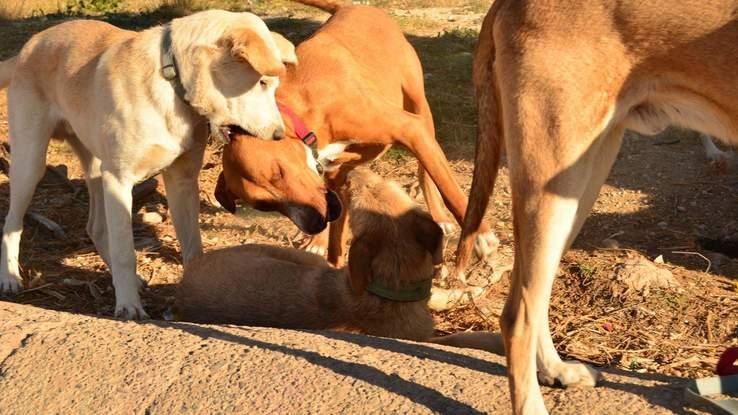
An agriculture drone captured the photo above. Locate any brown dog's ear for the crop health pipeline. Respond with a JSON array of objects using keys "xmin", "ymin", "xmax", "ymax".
[
  {"xmin": 270, "ymin": 32, "xmax": 297, "ymax": 65},
  {"xmin": 347, "ymin": 235, "xmax": 375, "ymax": 295},
  {"xmin": 414, "ymin": 214, "xmax": 445, "ymax": 265},
  {"xmin": 215, "ymin": 172, "xmax": 237, "ymax": 214},
  {"xmin": 228, "ymin": 28, "xmax": 286, "ymax": 77}
]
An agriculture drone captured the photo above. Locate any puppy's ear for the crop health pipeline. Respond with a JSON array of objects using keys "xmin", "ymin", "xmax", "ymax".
[
  {"xmin": 215, "ymin": 172, "xmax": 237, "ymax": 214},
  {"xmin": 347, "ymin": 235, "xmax": 375, "ymax": 295},
  {"xmin": 227, "ymin": 28, "xmax": 286, "ymax": 77},
  {"xmin": 414, "ymin": 214, "xmax": 445, "ymax": 265},
  {"xmin": 270, "ymin": 32, "xmax": 297, "ymax": 65}
]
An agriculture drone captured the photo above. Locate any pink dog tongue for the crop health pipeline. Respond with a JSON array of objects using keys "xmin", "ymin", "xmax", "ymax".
[{"xmin": 717, "ymin": 347, "xmax": 738, "ymax": 376}]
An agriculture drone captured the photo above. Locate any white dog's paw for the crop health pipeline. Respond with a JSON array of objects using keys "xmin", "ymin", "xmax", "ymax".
[
  {"xmin": 538, "ymin": 360, "xmax": 601, "ymax": 388},
  {"xmin": 115, "ymin": 301, "xmax": 150, "ymax": 320},
  {"xmin": 474, "ymin": 230, "xmax": 500, "ymax": 259},
  {"xmin": 0, "ymin": 273, "xmax": 22, "ymax": 295},
  {"xmin": 437, "ymin": 222, "xmax": 455, "ymax": 236},
  {"xmin": 305, "ymin": 244, "xmax": 327, "ymax": 257},
  {"xmin": 113, "ymin": 281, "xmax": 149, "ymax": 320}
]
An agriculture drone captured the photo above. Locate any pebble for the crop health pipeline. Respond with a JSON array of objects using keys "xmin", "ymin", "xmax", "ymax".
[
  {"xmin": 601, "ymin": 238, "xmax": 620, "ymax": 249},
  {"xmin": 141, "ymin": 212, "xmax": 163, "ymax": 225}
]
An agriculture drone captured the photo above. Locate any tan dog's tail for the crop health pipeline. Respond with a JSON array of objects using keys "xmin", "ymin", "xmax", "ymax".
[
  {"xmin": 454, "ymin": 6, "xmax": 503, "ymax": 273},
  {"xmin": 0, "ymin": 56, "xmax": 17, "ymax": 90},
  {"xmin": 429, "ymin": 332, "xmax": 505, "ymax": 355},
  {"xmin": 292, "ymin": 0, "xmax": 346, "ymax": 13}
]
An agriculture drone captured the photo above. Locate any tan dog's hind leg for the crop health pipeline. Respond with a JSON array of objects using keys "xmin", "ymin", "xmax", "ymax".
[
  {"xmin": 162, "ymin": 142, "xmax": 206, "ymax": 265},
  {"xmin": 67, "ymin": 136, "xmax": 112, "ymax": 267},
  {"xmin": 501, "ymin": 84, "xmax": 622, "ymax": 413},
  {"xmin": 0, "ymin": 86, "xmax": 55, "ymax": 293}
]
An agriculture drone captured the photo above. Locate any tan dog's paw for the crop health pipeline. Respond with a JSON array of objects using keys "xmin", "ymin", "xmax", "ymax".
[
  {"xmin": 474, "ymin": 230, "xmax": 499, "ymax": 259},
  {"xmin": 538, "ymin": 360, "xmax": 601, "ymax": 388},
  {"xmin": 305, "ymin": 244, "xmax": 327, "ymax": 257},
  {"xmin": 0, "ymin": 273, "xmax": 22, "ymax": 295}
]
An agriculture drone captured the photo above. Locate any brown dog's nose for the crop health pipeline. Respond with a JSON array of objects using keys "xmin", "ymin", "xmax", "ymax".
[{"xmin": 273, "ymin": 126, "xmax": 285, "ymax": 140}]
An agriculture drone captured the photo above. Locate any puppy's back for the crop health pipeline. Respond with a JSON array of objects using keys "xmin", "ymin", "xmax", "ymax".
[{"xmin": 177, "ymin": 245, "xmax": 352, "ymax": 328}]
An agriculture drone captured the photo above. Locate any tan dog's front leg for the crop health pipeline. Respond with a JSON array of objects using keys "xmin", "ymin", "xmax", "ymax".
[
  {"xmin": 162, "ymin": 145, "xmax": 205, "ymax": 264},
  {"xmin": 326, "ymin": 176, "xmax": 351, "ymax": 267},
  {"xmin": 101, "ymin": 170, "xmax": 148, "ymax": 319},
  {"xmin": 417, "ymin": 165, "xmax": 454, "ymax": 235}
]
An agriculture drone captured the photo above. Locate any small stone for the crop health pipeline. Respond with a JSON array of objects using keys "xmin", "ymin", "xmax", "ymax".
[
  {"xmin": 657, "ymin": 221, "xmax": 668, "ymax": 229},
  {"xmin": 141, "ymin": 212, "xmax": 163, "ymax": 225},
  {"xmin": 601, "ymin": 238, "xmax": 620, "ymax": 249},
  {"xmin": 677, "ymin": 206, "xmax": 686, "ymax": 212},
  {"xmin": 653, "ymin": 255, "xmax": 665, "ymax": 264}
]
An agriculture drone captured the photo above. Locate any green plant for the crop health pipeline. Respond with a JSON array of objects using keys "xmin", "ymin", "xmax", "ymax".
[{"xmin": 65, "ymin": 0, "xmax": 121, "ymax": 14}]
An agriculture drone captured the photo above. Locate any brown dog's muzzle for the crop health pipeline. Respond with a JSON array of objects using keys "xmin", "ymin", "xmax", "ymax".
[{"xmin": 215, "ymin": 171, "xmax": 342, "ymax": 235}]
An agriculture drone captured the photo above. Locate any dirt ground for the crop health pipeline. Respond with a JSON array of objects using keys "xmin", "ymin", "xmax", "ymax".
[{"xmin": 0, "ymin": 0, "xmax": 736, "ymax": 391}]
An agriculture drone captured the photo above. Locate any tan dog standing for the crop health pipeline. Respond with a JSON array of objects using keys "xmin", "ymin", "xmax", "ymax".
[
  {"xmin": 0, "ymin": 10, "xmax": 296, "ymax": 318},
  {"xmin": 215, "ymin": 0, "xmax": 499, "ymax": 267},
  {"xmin": 180, "ymin": 168, "xmax": 503, "ymax": 352},
  {"xmin": 456, "ymin": 1, "xmax": 738, "ymax": 413}
]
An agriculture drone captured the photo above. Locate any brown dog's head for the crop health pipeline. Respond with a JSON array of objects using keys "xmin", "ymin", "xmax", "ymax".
[
  {"xmin": 345, "ymin": 168, "xmax": 444, "ymax": 295},
  {"xmin": 215, "ymin": 134, "xmax": 342, "ymax": 234}
]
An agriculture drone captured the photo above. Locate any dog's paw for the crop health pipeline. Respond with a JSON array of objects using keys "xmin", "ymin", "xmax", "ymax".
[
  {"xmin": 437, "ymin": 221, "xmax": 455, "ymax": 236},
  {"xmin": 0, "ymin": 273, "xmax": 22, "ymax": 295},
  {"xmin": 115, "ymin": 301, "xmax": 150, "ymax": 320},
  {"xmin": 538, "ymin": 360, "xmax": 601, "ymax": 388},
  {"xmin": 305, "ymin": 244, "xmax": 327, "ymax": 257},
  {"xmin": 474, "ymin": 230, "xmax": 500, "ymax": 259}
]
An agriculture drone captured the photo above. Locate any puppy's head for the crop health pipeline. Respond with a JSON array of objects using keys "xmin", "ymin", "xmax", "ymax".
[
  {"xmin": 174, "ymin": 11, "xmax": 297, "ymax": 142},
  {"xmin": 215, "ymin": 133, "xmax": 342, "ymax": 234},
  {"xmin": 345, "ymin": 168, "xmax": 444, "ymax": 294}
]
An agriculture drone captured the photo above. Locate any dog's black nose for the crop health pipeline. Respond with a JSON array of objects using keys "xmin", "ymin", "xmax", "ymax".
[{"xmin": 273, "ymin": 127, "xmax": 285, "ymax": 140}]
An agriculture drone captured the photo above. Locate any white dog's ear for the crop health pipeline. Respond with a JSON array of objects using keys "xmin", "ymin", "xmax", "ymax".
[
  {"xmin": 227, "ymin": 28, "xmax": 286, "ymax": 77},
  {"xmin": 270, "ymin": 32, "xmax": 297, "ymax": 66}
]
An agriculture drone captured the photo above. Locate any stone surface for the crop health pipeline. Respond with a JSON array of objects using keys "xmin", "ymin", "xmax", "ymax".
[{"xmin": 0, "ymin": 302, "xmax": 709, "ymax": 414}]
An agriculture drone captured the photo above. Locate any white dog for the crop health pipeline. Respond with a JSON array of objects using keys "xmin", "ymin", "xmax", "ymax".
[{"xmin": 0, "ymin": 10, "xmax": 297, "ymax": 319}]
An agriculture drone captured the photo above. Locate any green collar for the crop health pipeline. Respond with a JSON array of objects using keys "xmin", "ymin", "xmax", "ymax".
[{"xmin": 366, "ymin": 278, "xmax": 432, "ymax": 302}]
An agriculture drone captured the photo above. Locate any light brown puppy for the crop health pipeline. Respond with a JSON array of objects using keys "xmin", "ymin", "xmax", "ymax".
[
  {"xmin": 180, "ymin": 168, "xmax": 503, "ymax": 351},
  {"xmin": 456, "ymin": 1, "xmax": 738, "ymax": 414},
  {"xmin": 215, "ymin": 0, "xmax": 498, "ymax": 267}
]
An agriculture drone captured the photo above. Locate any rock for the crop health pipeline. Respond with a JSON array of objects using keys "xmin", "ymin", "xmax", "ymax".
[
  {"xmin": 0, "ymin": 301, "xmax": 698, "ymax": 414},
  {"xmin": 601, "ymin": 238, "xmax": 620, "ymax": 249},
  {"xmin": 140, "ymin": 211, "xmax": 163, "ymax": 225},
  {"xmin": 653, "ymin": 255, "xmax": 664, "ymax": 264}
]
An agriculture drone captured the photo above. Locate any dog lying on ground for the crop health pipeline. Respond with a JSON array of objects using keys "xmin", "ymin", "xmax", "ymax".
[
  {"xmin": 180, "ymin": 167, "xmax": 503, "ymax": 351},
  {"xmin": 455, "ymin": 1, "xmax": 738, "ymax": 413},
  {"xmin": 215, "ymin": 0, "xmax": 498, "ymax": 267},
  {"xmin": 0, "ymin": 10, "xmax": 296, "ymax": 318}
]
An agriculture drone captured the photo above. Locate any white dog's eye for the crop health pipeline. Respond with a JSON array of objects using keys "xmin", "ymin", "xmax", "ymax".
[{"xmin": 259, "ymin": 79, "xmax": 268, "ymax": 89}]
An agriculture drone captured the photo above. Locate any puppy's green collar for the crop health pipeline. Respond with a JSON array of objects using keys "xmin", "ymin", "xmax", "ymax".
[{"xmin": 367, "ymin": 278, "xmax": 432, "ymax": 302}]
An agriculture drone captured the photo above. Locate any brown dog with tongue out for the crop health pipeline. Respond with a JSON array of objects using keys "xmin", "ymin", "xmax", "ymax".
[{"xmin": 214, "ymin": 0, "xmax": 498, "ymax": 267}]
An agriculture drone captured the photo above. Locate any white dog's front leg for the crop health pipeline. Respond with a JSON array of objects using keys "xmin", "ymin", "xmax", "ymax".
[
  {"xmin": 101, "ymin": 170, "xmax": 148, "ymax": 319},
  {"xmin": 162, "ymin": 147, "xmax": 204, "ymax": 264}
]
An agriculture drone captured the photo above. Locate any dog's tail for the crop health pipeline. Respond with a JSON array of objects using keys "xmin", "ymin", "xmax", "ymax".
[
  {"xmin": 291, "ymin": 0, "xmax": 346, "ymax": 14},
  {"xmin": 0, "ymin": 56, "xmax": 18, "ymax": 90},
  {"xmin": 454, "ymin": 6, "xmax": 503, "ymax": 274},
  {"xmin": 429, "ymin": 332, "xmax": 505, "ymax": 355}
]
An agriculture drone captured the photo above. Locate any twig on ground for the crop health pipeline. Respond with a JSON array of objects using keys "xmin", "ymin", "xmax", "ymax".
[
  {"xmin": 671, "ymin": 251, "xmax": 712, "ymax": 273},
  {"xmin": 27, "ymin": 212, "xmax": 66, "ymax": 239}
]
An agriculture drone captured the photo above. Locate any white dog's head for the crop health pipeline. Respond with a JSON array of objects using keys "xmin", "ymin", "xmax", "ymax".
[{"xmin": 171, "ymin": 10, "xmax": 297, "ymax": 142}]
